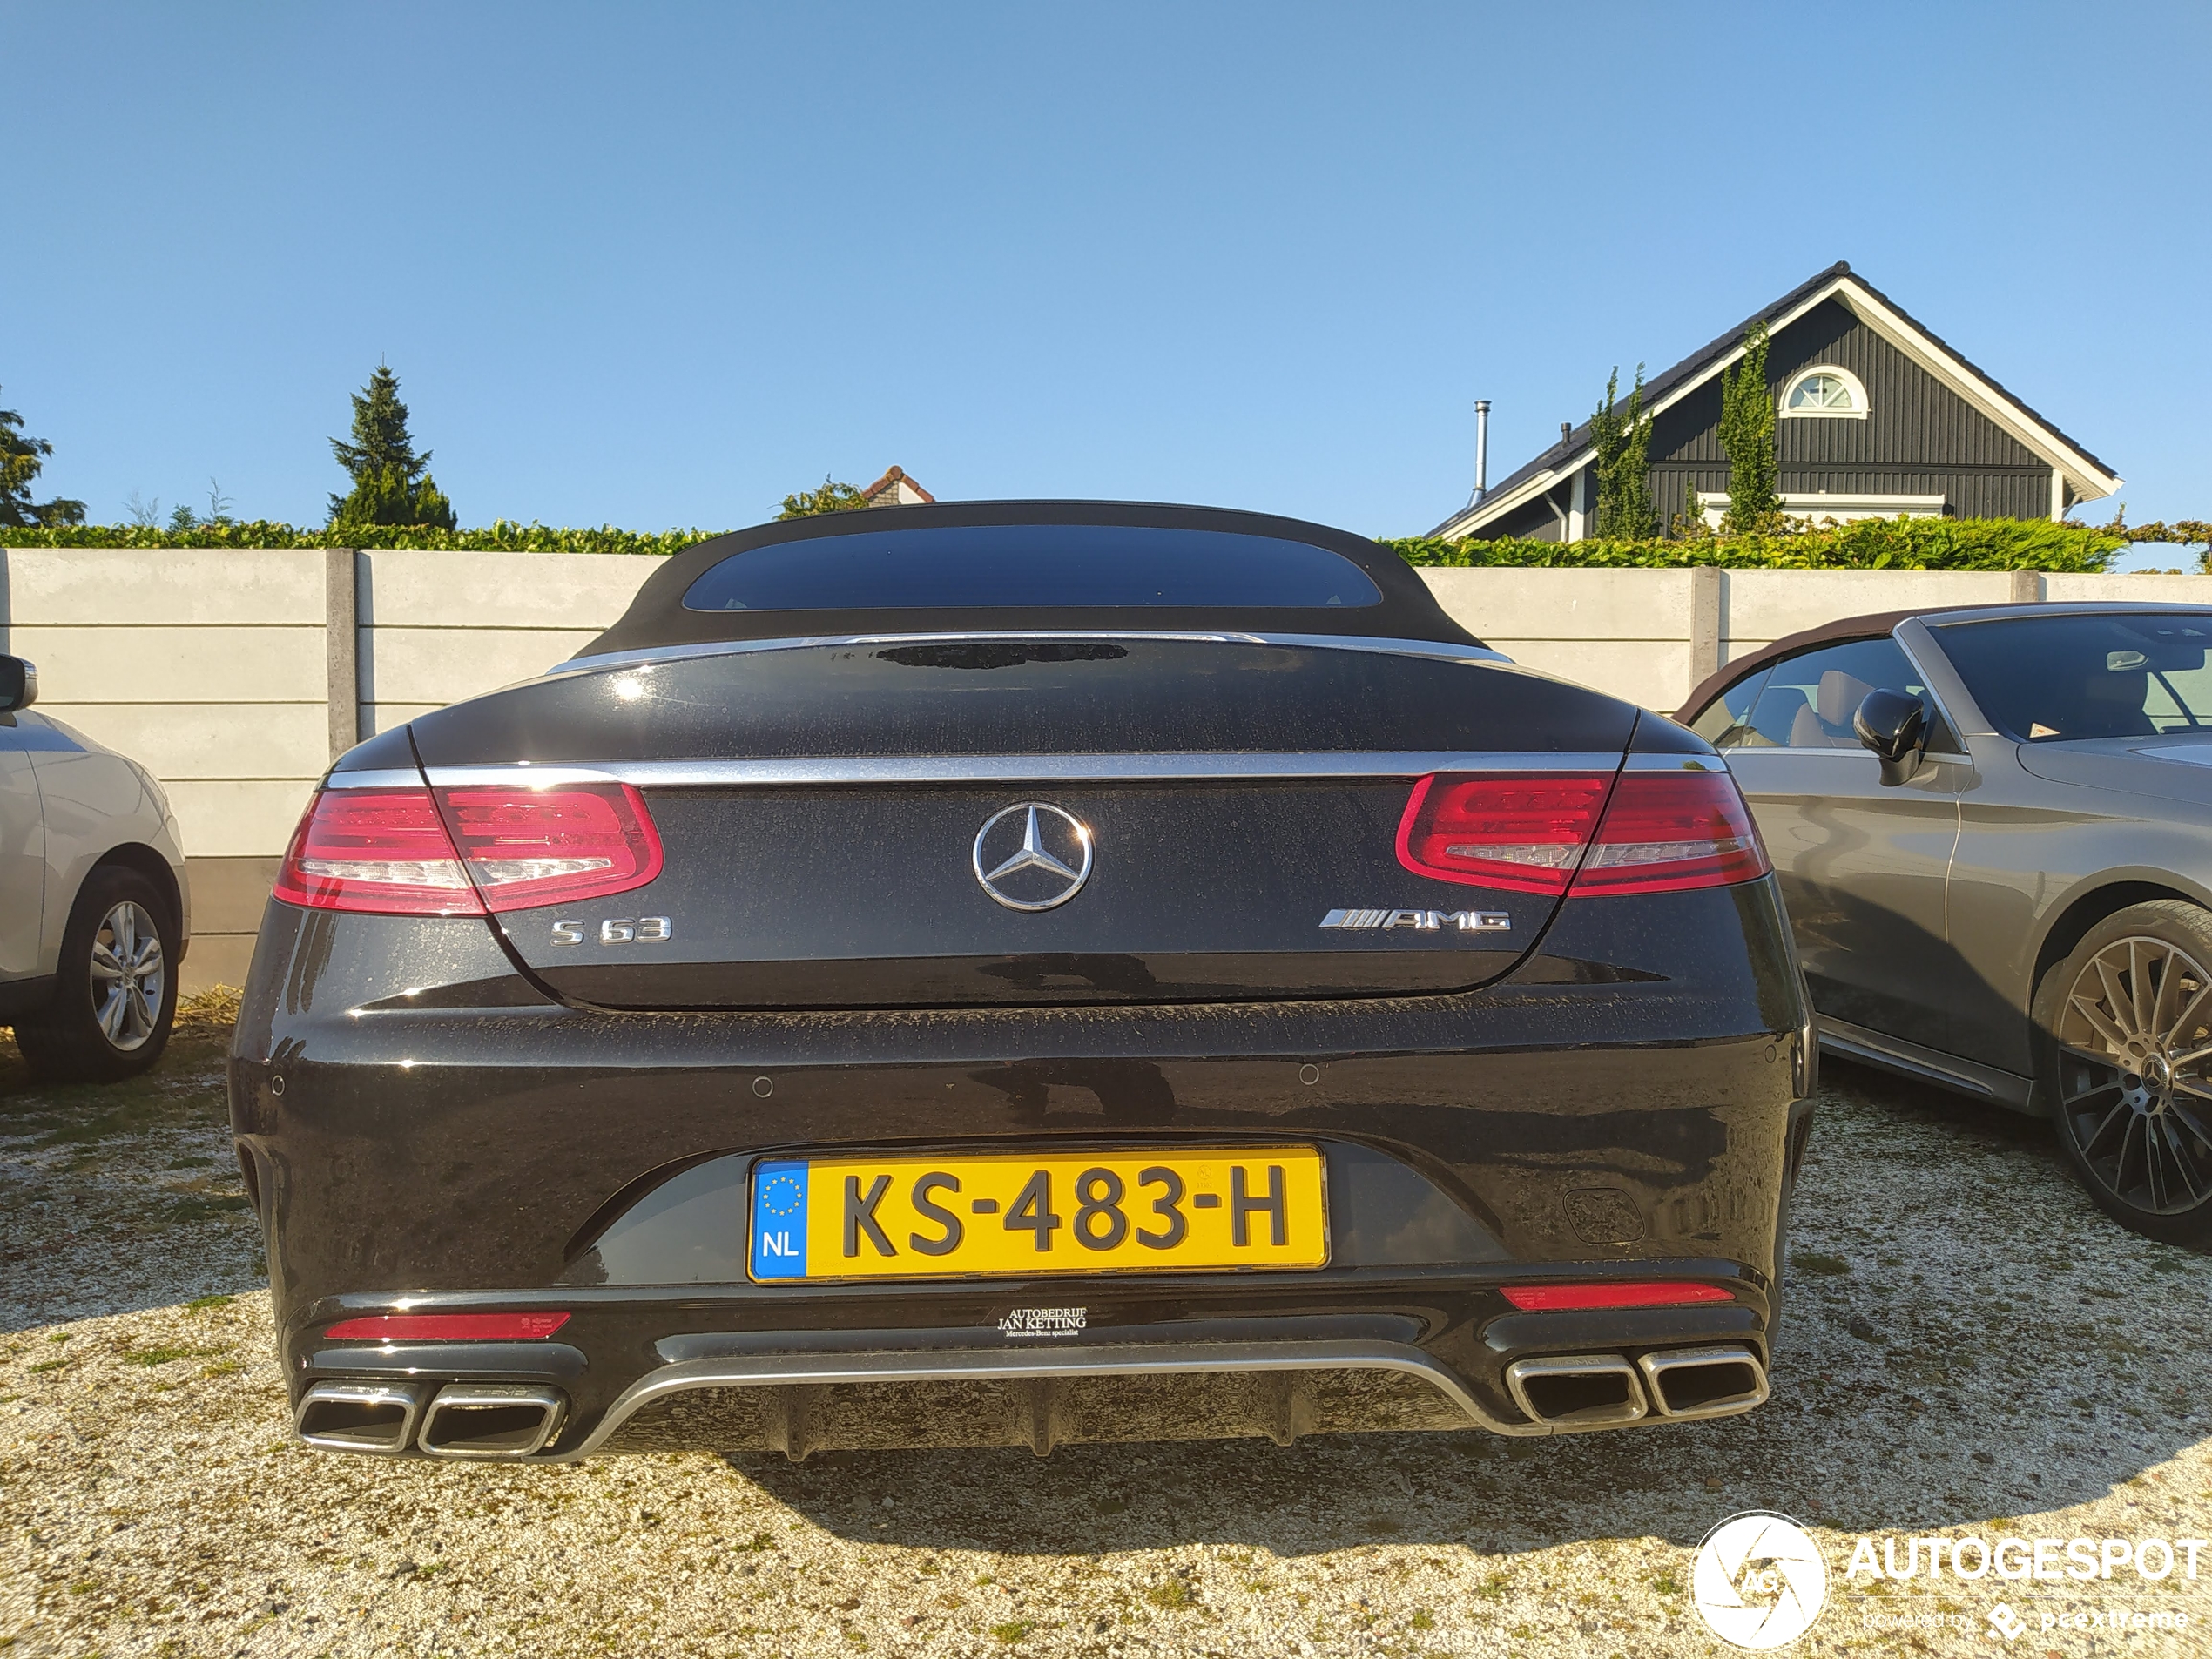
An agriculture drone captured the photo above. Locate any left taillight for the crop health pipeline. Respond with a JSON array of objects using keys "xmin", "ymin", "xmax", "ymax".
[{"xmin": 274, "ymin": 782, "xmax": 662, "ymax": 915}]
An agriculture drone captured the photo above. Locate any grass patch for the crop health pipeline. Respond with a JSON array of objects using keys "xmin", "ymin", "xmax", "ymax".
[
  {"xmin": 127, "ymin": 1345, "xmax": 217, "ymax": 1367},
  {"xmin": 989, "ymin": 1622, "xmax": 1032, "ymax": 1644},
  {"xmin": 185, "ymin": 1293, "xmax": 234, "ymax": 1312},
  {"xmin": 1144, "ymin": 1579, "xmax": 1194, "ymax": 1610},
  {"xmin": 1791, "ymin": 1251, "xmax": 1851, "ymax": 1275}
]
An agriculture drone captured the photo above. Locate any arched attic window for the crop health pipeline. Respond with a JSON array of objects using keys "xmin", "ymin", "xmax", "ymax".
[{"xmin": 1779, "ymin": 365, "xmax": 1869, "ymax": 420}]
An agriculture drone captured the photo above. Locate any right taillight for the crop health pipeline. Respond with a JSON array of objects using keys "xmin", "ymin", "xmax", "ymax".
[
  {"xmin": 1394, "ymin": 766, "xmax": 1768, "ymax": 898},
  {"xmin": 274, "ymin": 781, "xmax": 663, "ymax": 915},
  {"xmin": 1573, "ymin": 769, "xmax": 1770, "ymax": 895},
  {"xmin": 1394, "ymin": 772, "xmax": 1616, "ymax": 894}
]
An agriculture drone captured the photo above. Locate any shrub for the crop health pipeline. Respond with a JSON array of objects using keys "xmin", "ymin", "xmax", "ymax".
[
  {"xmin": 1386, "ymin": 516, "xmax": 2146, "ymax": 572},
  {"xmin": 0, "ymin": 519, "xmax": 719, "ymax": 556}
]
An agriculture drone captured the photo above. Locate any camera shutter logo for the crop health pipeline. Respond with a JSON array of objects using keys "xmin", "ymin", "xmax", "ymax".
[{"xmin": 1691, "ymin": 1511, "xmax": 1828, "ymax": 1649}]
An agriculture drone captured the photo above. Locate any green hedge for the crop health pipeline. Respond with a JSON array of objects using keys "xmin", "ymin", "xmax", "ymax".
[
  {"xmin": 6, "ymin": 512, "xmax": 2206, "ymax": 573},
  {"xmin": 1390, "ymin": 516, "xmax": 2212, "ymax": 572},
  {"xmin": 0, "ymin": 519, "xmax": 718, "ymax": 556},
  {"xmin": 1385, "ymin": 516, "xmax": 2141, "ymax": 572}
]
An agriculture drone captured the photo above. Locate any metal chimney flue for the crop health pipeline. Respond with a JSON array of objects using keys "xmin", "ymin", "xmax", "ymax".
[{"xmin": 1467, "ymin": 401, "xmax": 1491, "ymax": 508}]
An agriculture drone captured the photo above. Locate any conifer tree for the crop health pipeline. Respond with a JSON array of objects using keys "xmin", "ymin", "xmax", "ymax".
[
  {"xmin": 1718, "ymin": 323, "xmax": 1781, "ymax": 530},
  {"xmin": 0, "ymin": 388, "xmax": 87, "ymax": 527},
  {"xmin": 328, "ymin": 365, "xmax": 457, "ymax": 529},
  {"xmin": 1590, "ymin": 365, "xmax": 1657, "ymax": 539}
]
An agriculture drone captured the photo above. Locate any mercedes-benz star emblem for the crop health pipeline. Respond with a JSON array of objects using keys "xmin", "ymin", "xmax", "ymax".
[{"xmin": 973, "ymin": 802, "xmax": 1095, "ymax": 911}]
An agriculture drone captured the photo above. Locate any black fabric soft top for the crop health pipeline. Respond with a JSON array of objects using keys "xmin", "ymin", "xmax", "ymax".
[{"xmin": 579, "ymin": 500, "xmax": 1483, "ymax": 658}]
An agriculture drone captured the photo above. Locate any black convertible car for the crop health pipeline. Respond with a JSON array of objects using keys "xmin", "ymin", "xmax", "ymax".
[{"xmin": 232, "ymin": 502, "xmax": 1812, "ymax": 1463}]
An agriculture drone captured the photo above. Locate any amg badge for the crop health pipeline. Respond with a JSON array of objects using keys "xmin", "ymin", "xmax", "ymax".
[{"xmin": 1320, "ymin": 907, "xmax": 1509, "ymax": 933}]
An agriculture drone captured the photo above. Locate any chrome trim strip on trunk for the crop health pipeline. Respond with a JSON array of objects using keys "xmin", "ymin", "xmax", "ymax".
[
  {"xmin": 323, "ymin": 768, "xmax": 426, "ymax": 791},
  {"xmin": 550, "ymin": 1338, "xmax": 1548, "ymax": 1457},
  {"xmin": 542, "ymin": 631, "xmax": 1514, "ymax": 678},
  {"xmin": 415, "ymin": 752, "xmax": 1628, "ymax": 789}
]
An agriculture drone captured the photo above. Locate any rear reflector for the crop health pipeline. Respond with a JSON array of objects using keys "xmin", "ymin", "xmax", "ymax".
[
  {"xmin": 324, "ymin": 1312, "xmax": 572, "ymax": 1341},
  {"xmin": 1500, "ymin": 1282, "xmax": 1733, "ymax": 1311},
  {"xmin": 1394, "ymin": 768, "xmax": 1768, "ymax": 897},
  {"xmin": 275, "ymin": 782, "xmax": 661, "ymax": 915}
]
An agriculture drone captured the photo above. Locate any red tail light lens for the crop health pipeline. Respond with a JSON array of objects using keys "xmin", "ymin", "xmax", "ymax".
[
  {"xmin": 1500, "ymin": 1282, "xmax": 1733, "ymax": 1311},
  {"xmin": 275, "ymin": 782, "xmax": 662, "ymax": 915},
  {"xmin": 1394, "ymin": 772, "xmax": 1615, "ymax": 893},
  {"xmin": 437, "ymin": 783, "xmax": 663, "ymax": 912},
  {"xmin": 1394, "ymin": 766, "xmax": 1768, "ymax": 897},
  {"xmin": 323, "ymin": 1312, "xmax": 572, "ymax": 1341},
  {"xmin": 1574, "ymin": 770, "xmax": 1770, "ymax": 895},
  {"xmin": 273, "ymin": 788, "xmax": 485, "ymax": 915}
]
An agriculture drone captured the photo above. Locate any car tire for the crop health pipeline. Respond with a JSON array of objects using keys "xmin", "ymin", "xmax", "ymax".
[
  {"xmin": 11, "ymin": 865, "xmax": 179, "ymax": 1084},
  {"xmin": 2032, "ymin": 900, "xmax": 2212, "ymax": 1244}
]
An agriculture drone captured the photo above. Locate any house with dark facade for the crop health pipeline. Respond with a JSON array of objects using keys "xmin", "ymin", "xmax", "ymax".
[{"xmin": 1431, "ymin": 262, "xmax": 2121, "ymax": 541}]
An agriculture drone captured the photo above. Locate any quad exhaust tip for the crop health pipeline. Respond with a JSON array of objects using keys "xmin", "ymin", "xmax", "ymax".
[
  {"xmin": 418, "ymin": 1382, "xmax": 568, "ymax": 1460},
  {"xmin": 1506, "ymin": 1345, "xmax": 1767, "ymax": 1431},
  {"xmin": 295, "ymin": 1380, "xmax": 428, "ymax": 1454},
  {"xmin": 1504, "ymin": 1353, "xmax": 1648, "ymax": 1428},
  {"xmin": 1638, "ymin": 1345, "xmax": 1769, "ymax": 1420}
]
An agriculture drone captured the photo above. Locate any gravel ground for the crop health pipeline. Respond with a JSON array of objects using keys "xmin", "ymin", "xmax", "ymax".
[{"xmin": 3, "ymin": 1016, "xmax": 2209, "ymax": 1658}]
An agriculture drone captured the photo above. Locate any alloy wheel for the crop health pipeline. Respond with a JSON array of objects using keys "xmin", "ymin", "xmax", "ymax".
[
  {"xmin": 2054, "ymin": 934, "xmax": 2212, "ymax": 1215},
  {"xmin": 90, "ymin": 900, "xmax": 165, "ymax": 1052}
]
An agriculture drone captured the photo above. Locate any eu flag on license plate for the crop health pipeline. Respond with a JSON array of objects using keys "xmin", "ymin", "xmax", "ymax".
[{"xmin": 749, "ymin": 1159, "xmax": 809, "ymax": 1278}]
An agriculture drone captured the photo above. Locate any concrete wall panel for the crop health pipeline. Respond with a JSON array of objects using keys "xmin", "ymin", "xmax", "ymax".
[
  {"xmin": 1420, "ymin": 568, "xmax": 1697, "ymax": 641},
  {"xmin": 360, "ymin": 550, "xmax": 664, "ymax": 629},
  {"xmin": 361, "ymin": 627, "xmax": 604, "ymax": 705},
  {"xmin": 1718, "ymin": 570, "xmax": 2020, "ymax": 662},
  {"xmin": 30, "ymin": 703, "xmax": 326, "ymax": 782},
  {"xmin": 10, "ymin": 624, "xmax": 327, "ymax": 704},
  {"xmin": 163, "ymin": 779, "xmax": 319, "ymax": 861},
  {"xmin": 1, "ymin": 549, "xmax": 323, "ymax": 628}
]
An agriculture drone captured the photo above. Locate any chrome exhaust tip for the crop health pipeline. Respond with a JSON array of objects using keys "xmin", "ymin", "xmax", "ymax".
[
  {"xmin": 1637, "ymin": 1345, "xmax": 1769, "ymax": 1420},
  {"xmin": 1504, "ymin": 1353, "xmax": 1648, "ymax": 1429},
  {"xmin": 418, "ymin": 1383, "xmax": 568, "ymax": 1459},
  {"xmin": 296, "ymin": 1380, "xmax": 428, "ymax": 1454}
]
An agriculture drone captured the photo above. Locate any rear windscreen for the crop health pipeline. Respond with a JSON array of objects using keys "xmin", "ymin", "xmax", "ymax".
[
  {"xmin": 680, "ymin": 523, "xmax": 1386, "ymax": 612},
  {"xmin": 1937, "ymin": 612, "xmax": 2212, "ymax": 740}
]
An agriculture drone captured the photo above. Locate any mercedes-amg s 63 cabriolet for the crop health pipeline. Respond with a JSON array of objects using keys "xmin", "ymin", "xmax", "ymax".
[{"xmin": 231, "ymin": 502, "xmax": 1813, "ymax": 1463}]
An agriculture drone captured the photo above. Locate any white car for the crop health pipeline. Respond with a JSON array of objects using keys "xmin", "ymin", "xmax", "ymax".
[{"xmin": 0, "ymin": 653, "xmax": 191, "ymax": 1081}]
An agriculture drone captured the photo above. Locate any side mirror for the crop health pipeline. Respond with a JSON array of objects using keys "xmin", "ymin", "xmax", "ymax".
[
  {"xmin": 0, "ymin": 656, "xmax": 35, "ymax": 714},
  {"xmin": 1854, "ymin": 688, "xmax": 1928, "ymax": 786}
]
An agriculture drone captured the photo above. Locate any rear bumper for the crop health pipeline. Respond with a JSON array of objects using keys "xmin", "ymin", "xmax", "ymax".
[
  {"xmin": 233, "ymin": 878, "xmax": 1813, "ymax": 1456},
  {"xmin": 288, "ymin": 1289, "xmax": 1777, "ymax": 1459}
]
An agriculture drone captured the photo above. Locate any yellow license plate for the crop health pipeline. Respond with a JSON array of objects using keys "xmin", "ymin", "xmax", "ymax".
[{"xmin": 747, "ymin": 1146, "xmax": 1327, "ymax": 1282}]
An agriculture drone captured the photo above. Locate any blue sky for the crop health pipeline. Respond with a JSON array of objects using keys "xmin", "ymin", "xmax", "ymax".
[{"xmin": 5, "ymin": 3, "xmax": 2207, "ymax": 558}]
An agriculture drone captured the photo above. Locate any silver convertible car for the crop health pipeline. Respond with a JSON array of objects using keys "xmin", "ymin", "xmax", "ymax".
[
  {"xmin": 1680, "ymin": 601, "xmax": 2212, "ymax": 1244},
  {"xmin": 0, "ymin": 652, "xmax": 190, "ymax": 1080}
]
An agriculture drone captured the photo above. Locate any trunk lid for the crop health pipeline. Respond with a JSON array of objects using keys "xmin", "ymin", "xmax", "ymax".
[{"xmin": 405, "ymin": 637, "xmax": 1639, "ymax": 1008}]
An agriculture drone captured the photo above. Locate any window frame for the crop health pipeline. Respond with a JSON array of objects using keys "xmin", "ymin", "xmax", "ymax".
[
  {"xmin": 1688, "ymin": 632, "xmax": 1966, "ymax": 759},
  {"xmin": 1777, "ymin": 364, "xmax": 1871, "ymax": 421}
]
